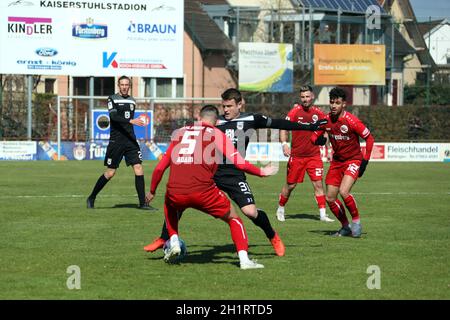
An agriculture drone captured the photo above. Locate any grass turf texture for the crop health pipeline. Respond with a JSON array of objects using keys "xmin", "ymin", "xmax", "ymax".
[{"xmin": 0, "ymin": 161, "xmax": 449, "ymax": 299}]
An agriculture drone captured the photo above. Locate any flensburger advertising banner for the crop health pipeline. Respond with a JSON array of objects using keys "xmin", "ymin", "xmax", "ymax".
[
  {"xmin": 0, "ymin": 0, "xmax": 184, "ymax": 77},
  {"xmin": 239, "ymin": 42, "xmax": 293, "ymax": 93}
]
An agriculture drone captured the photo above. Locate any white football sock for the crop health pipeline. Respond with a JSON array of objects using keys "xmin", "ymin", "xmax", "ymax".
[
  {"xmin": 238, "ymin": 250, "xmax": 250, "ymax": 263},
  {"xmin": 319, "ymin": 208, "xmax": 327, "ymax": 218}
]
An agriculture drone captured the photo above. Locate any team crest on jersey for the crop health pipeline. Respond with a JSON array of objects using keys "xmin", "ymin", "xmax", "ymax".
[
  {"xmin": 312, "ymin": 114, "xmax": 319, "ymax": 122},
  {"xmin": 237, "ymin": 122, "xmax": 244, "ymax": 130},
  {"xmin": 130, "ymin": 105, "xmax": 134, "ymax": 111},
  {"xmin": 107, "ymin": 101, "xmax": 113, "ymax": 110},
  {"xmin": 340, "ymin": 125, "xmax": 349, "ymax": 133}
]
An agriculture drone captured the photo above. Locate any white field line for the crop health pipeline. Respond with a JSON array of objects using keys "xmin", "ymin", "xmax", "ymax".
[{"xmin": 0, "ymin": 192, "xmax": 449, "ymax": 199}]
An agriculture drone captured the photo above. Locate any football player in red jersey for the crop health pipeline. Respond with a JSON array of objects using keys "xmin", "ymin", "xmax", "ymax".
[
  {"xmin": 145, "ymin": 105, "xmax": 276, "ymax": 269},
  {"xmin": 276, "ymin": 85, "xmax": 334, "ymax": 222},
  {"xmin": 311, "ymin": 87, "xmax": 374, "ymax": 238}
]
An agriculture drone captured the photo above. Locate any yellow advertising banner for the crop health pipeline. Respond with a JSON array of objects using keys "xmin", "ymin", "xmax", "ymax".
[{"xmin": 314, "ymin": 44, "xmax": 386, "ymax": 85}]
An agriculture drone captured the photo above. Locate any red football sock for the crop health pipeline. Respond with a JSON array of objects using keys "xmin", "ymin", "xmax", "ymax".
[
  {"xmin": 279, "ymin": 194, "xmax": 289, "ymax": 206},
  {"xmin": 343, "ymin": 194, "xmax": 360, "ymax": 223},
  {"xmin": 227, "ymin": 217, "xmax": 248, "ymax": 252},
  {"xmin": 164, "ymin": 202, "xmax": 179, "ymax": 238},
  {"xmin": 328, "ymin": 199, "xmax": 349, "ymax": 226},
  {"xmin": 315, "ymin": 194, "xmax": 326, "ymax": 209}
]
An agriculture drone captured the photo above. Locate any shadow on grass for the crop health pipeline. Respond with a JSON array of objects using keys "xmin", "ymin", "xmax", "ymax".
[
  {"xmin": 285, "ymin": 213, "xmax": 320, "ymax": 221},
  {"xmin": 91, "ymin": 203, "xmax": 159, "ymax": 211},
  {"xmin": 308, "ymin": 229, "xmax": 367, "ymax": 238},
  {"xmin": 308, "ymin": 229, "xmax": 338, "ymax": 236},
  {"xmin": 145, "ymin": 243, "xmax": 277, "ymax": 267}
]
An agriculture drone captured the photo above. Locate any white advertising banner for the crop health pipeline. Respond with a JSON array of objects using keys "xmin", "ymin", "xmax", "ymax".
[
  {"xmin": 0, "ymin": 141, "xmax": 37, "ymax": 160},
  {"xmin": 239, "ymin": 42, "xmax": 293, "ymax": 93},
  {"xmin": 245, "ymin": 142, "xmax": 450, "ymax": 163},
  {"xmin": 366, "ymin": 143, "xmax": 450, "ymax": 162},
  {"xmin": 0, "ymin": 0, "xmax": 184, "ymax": 77}
]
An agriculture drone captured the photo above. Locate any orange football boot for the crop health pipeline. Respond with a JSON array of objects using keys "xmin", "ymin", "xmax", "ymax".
[
  {"xmin": 144, "ymin": 237, "xmax": 165, "ymax": 252},
  {"xmin": 270, "ymin": 233, "xmax": 285, "ymax": 257}
]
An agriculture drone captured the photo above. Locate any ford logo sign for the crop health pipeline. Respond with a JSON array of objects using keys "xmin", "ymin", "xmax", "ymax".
[{"xmin": 35, "ymin": 48, "xmax": 58, "ymax": 57}]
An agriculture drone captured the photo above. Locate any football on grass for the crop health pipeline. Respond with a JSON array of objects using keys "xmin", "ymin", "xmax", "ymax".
[{"xmin": 163, "ymin": 238, "xmax": 187, "ymax": 263}]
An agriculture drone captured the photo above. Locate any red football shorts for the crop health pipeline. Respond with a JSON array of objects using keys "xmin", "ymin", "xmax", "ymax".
[
  {"xmin": 325, "ymin": 159, "xmax": 362, "ymax": 187},
  {"xmin": 286, "ymin": 155, "xmax": 324, "ymax": 184},
  {"xmin": 165, "ymin": 186, "xmax": 231, "ymax": 219}
]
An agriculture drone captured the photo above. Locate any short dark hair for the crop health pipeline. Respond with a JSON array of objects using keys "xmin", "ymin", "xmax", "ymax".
[
  {"xmin": 329, "ymin": 87, "xmax": 347, "ymax": 101},
  {"xmin": 221, "ymin": 88, "xmax": 242, "ymax": 103},
  {"xmin": 118, "ymin": 75, "xmax": 130, "ymax": 84},
  {"xmin": 299, "ymin": 85, "xmax": 313, "ymax": 93},
  {"xmin": 200, "ymin": 104, "xmax": 219, "ymax": 118}
]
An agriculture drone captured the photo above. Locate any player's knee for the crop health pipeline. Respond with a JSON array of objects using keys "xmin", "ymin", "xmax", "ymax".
[
  {"xmin": 104, "ymin": 169, "xmax": 116, "ymax": 179},
  {"xmin": 287, "ymin": 183, "xmax": 297, "ymax": 191},
  {"xmin": 133, "ymin": 164, "xmax": 144, "ymax": 175},
  {"xmin": 241, "ymin": 207, "xmax": 257, "ymax": 218},
  {"xmin": 339, "ymin": 190, "xmax": 350, "ymax": 199},
  {"xmin": 326, "ymin": 195, "xmax": 336, "ymax": 203}
]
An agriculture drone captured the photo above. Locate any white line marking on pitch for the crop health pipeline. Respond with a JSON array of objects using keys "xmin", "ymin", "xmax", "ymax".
[{"xmin": 0, "ymin": 192, "xmax": 449, "ymax": 199}]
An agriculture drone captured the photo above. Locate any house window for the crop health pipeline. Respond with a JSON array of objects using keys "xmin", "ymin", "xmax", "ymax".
[
  {"xmin": 144, "ymin": 78, "xmax": 184, "ymax": 98},
  {"xmin": 73, "ymin": 77, "xmax": 115, "ymax": 96},
  {"xmin": 45, "ymin": 78, "xmax": 55, "ymax": 94}
]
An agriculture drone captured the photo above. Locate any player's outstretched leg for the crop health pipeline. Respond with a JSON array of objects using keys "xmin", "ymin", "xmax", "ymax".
[
  {"xmin": 135, "ymin": 175, "xmax": 157, "ymax": 210},
  {"xmin": 225, "ymin": 216, "xmax": 264, "ymax": 270},
  {"xmin": 316, "ymin": 194, "xmax": 334, "ymax": 222},
  {"xmin": 87, "ymin": 174, "xmax": 110, "ymax": 209},
  {"xmin": 276, "ymin": 193, "xmax": 289, "ymax": 221},
  {"xmin": 144, "ymin": 212, "xmax": 183, "ymax": 252},
  {"xmin": 250, "ymin": 209, "xmax": 285, "ymax": 257},
  {"xmin": 343, "ymin": 194, "xmax": 362, "ymax": 237},
  {"xmin": 163, "ymin": 234, "xmax": 181, "ymax": 263},
  {"xmin": 327, "ymin": 200, "xmax": 352, "ymax": 237}
]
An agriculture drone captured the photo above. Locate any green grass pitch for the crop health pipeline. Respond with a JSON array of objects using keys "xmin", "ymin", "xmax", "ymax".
[{"xmin": 0, "ymin": 160, "xmax": 449, "ymax": 299}]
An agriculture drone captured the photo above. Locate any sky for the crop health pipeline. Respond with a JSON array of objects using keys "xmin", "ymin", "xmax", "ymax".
[{"xmin": 409, "ymin": 0, "xmax": 450, "ymax": 21}]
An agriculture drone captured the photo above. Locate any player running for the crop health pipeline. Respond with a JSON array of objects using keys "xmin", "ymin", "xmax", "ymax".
[
  {"xmin": 276, "ymin": 85, "xmax": 334, "ymax": 222},
  {"xmin": 145, "ymin": 88, "xmax": 327, "ymax": 256},
  {"xmin": 311, "ymin": 87, "xmax": 374, "ymax": 237},
  {"xmin": 145, "ymin": 105, "xmax": 276, "ymax": 269}
]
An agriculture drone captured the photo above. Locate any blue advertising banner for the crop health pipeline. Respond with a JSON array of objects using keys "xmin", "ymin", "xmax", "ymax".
[
  {"xmin": 92, "ymin": 109, "xmax": 153, "ymax": 140},
  {"xmin": 35, "ymin": 141, "xmax": 168, "ymax": 161}
]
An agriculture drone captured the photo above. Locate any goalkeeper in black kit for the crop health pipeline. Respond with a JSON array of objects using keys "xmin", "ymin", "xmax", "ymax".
[
  {"xmin": 144, "ymin": 88, "xmax": 327, "ymax": 256},
  {"xmin": 87, "ymin": 76, "xmax": 154, "ymax": 210}
]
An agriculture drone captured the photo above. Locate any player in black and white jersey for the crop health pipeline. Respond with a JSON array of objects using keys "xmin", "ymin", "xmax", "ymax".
[
  {"xmin": 87, "ymin": 76, "xmax": 154, "ymax": 210},
  {"xmin": 144, "ymin": 88, "xmax": 327, "ymax": 256}
]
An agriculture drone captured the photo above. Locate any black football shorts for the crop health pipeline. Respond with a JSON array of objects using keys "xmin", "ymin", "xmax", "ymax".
[
  {"xmin": 214, "ymin": 176, "xmax": 255, "ymax": 208},
  {"xmin": 104, "ymin": 140, "xmax": 142, "ymax": 169}
]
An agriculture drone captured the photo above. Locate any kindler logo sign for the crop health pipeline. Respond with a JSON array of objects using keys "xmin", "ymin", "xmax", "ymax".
[
  {"xmin": 7, "ymin": 16, "xmax": 52, "ymax": 36},
  {"xmin": 72, "ymin": 18, "xmax": 107, "ymax": 39}
]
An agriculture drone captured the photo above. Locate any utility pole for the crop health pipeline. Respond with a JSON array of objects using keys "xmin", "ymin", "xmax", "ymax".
[{"xmin": 426, "ymin": 16, "xmax": 431, "ymax": 108}]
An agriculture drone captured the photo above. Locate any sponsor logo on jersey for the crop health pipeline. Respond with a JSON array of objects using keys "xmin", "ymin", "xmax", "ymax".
[
  {"xmin": 331, "ymin": 134, "xmax": 350, "ymax": 141},
  {"xmin": 340, "ymin": 125, "xmax": 349, "ymax": 134},
  {"xmin": 72, "ymin": 18, "xmax": 107, "ymax": 39}
]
